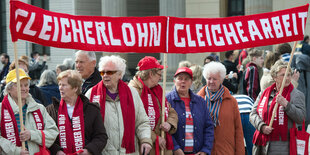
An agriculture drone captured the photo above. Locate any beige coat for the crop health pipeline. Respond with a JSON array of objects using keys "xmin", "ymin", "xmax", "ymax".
[
  {"xmin": 0, "ymin": 94, "xmax": 59, "ymax": 155},
  {"xmin": 128, "ymin": 76, "xmax": 178, "ymax": 155},
  {"xmin": 86, "ymin": 85, "xmax": 152, "ymax": 155}
]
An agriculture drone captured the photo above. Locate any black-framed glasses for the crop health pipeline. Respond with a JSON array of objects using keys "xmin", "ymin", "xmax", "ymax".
[{"xmin": 100, "ymin": 70, "xmax": 118, "ymax": 76}]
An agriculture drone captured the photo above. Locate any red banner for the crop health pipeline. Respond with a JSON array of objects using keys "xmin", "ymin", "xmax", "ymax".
[
  {"xmin": 10, "ymin": 1, "xmax": 309, "ymax": 53},
  {"xmin": 168, "ymin": 4, "xmax": 309, "ymax": 53},
  {"xmin": 10, "ymin": 1, "xmax": 167, "ymax": 53}
]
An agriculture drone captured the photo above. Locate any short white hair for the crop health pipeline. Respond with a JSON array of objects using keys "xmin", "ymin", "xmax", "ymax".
[
  {"xmin": 98, "ymin": 55, "xmax": 126, "ymax": 78},
  {"xmin": 203, "ymin": 61, "xmax": 226, "ymax": 81},
  {"xmin": 75, "ymin": 50, "xmax": 96, "ymax": 61},
  {"xmin": 3, "ymin": 80, "xmax": 30, "ymax": 96}
]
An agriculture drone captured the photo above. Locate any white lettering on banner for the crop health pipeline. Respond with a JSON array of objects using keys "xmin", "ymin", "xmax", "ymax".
[
  {"xmin": 95, "ymin": 22, "xmax": 110, "ymax": 45},
  {"xmin": 271, "ymin": 16, "xmax": 284, "ymax": 38},
  {"xmin": 260, "ymin": 18, "xmax": 274, "ymax": 39},
  {"xmin": 84, "ymin": 21, "xmax": 95, "ymax": 44},
  {"xmin": 149, "ymin": 22, "xmax": 161, "ymax": 46},
  {"xmin": 195, "ymin": 24, "xmax": 205, "ymax": 47},
  {"xmin": 297, "ymin": 139, "xmax": 306, "ymax": 155},
  {"xmin": 137, "ymin": 23, "xmax": 148, "ymax": 47},
  {"xmin": 174, "ymin": 24, "xmax": 185, "ymax": 47},
  {"xmin": 52, "ymin": 16, "xmax": 59, "ymax": 41},
  {"xmin": 292, "ymin": 13, "xmax": 298, "ymax": 35},
  {"xmin": 278, "ymin": 106, "xmax": 285, "ymax": 125},
  {"xmin": 282, "ymin": 14, "xmax": 292, "ymax": 37},
  {"xmin": 211, "ymin": 24, "xmax": 225, "ymax": 46},
  {"xmin": 186, "ymin": 25, "xmax": 196, "ymax": 47},
  {"xmin": 15, "ymin": 9, "xmax": 28, "ymax": 32},
  {"xmin": 33, "ymin": 111, "xmax": 43, "ymax": 130},
  {"xmin": 223, "ymin": 23, "xmax": 239, "ymax": 45},
  {"xmin": 248, "ymin": 20, "xmax": 263, "ymax": 41},
  {"xmin": 60, "ymin": 17, "xmax": 71, "ymax": 43},
  {"xmin": 122, "ymin": 23, "xmax": 136, "ymax": 46},
  {"xmin": 235, "ymin": 22, "xmax": 249, "ymax": 42},
  {"xmin": 71, "ymin": 19, "xmax": 85, "ymax": 43},
  {"xmin": 108, "ymin": 22, "xmax": 121, "ymax": 45},
  {"xmin": 298, "ymin": 12, "xmax": 308, "ymax": 34},
  {"xmin": 39, "ymin": 14, "xmax": 52, "ymax": 40},
  {"xmin": 204, "ymin": 25, "xmax": 212, "ymax": 46}
]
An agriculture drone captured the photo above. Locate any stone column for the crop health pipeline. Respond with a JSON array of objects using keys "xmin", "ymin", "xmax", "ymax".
[
  {"xmin": 245, "ymin": 0, "xmax": 273, "ymax": 51},
  {"xmin": 160, "ymin": 0, "xmax": 186, "ymax": 81},
  {"xmin": 101, "ymin": 0, "xmax": 127, "ymax": 60}
]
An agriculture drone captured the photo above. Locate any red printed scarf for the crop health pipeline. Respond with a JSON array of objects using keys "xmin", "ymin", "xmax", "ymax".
[
  {"xmin": 150, "ymin": 84, "xmax": 174, "ymax": 150},
  {"xmin": 1, "ymin": 95, "xmax": 44, "ymax": 147},
  {"xmin": 90, "ymin": 80, "xmax": 135, "ymax": 153},
  {"xmin": 58, "ymin": 96, "xmax": 85, "ymax": 154},
  {"xmin": 138, "ymin": 77, "xmax": 160, "ymax": 130},
  {"xmin": 253, "ymin": 83, "xmax": 293, "ymax": 146}
]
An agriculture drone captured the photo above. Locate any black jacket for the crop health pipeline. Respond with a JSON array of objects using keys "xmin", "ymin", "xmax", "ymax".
[
  {"xmin": 82, "ymin": 68, "xmax": 101, "ymax": 94},
  {"xmin": 46, "ymin": 95, "xmax": 108, "ymax": 155}
]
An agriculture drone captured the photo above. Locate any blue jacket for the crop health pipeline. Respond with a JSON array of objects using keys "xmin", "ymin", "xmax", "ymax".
[
  {"xmin": 166, "ymin": 88, "xmax": 214, "ymax": 155},
  {"xmin": 39, "ymin": 84, "xmax": 60, "ymax": 106}
]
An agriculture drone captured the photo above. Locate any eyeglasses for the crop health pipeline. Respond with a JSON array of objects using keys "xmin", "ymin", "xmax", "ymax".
[
  {"xmin": 155, "ymin": 71, "xmax": 162, "ymax": 77},
  {"xmin": 100, "ymin": 70, "xmax": 118, "ymax": 76}
]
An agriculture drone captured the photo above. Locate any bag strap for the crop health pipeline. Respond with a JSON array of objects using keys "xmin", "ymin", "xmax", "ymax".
[{"xmin": 41, "ymin": 130, "xmax": 46, "ymax": 149}]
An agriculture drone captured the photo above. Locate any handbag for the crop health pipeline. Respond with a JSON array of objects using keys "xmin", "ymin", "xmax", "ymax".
[
  {"xmin": 34, "ymin": 130, "xmax": 50, "ymax": 155},
  {"xmin": 290, "ymin": 120, "xmax": 310, "ymax": 155}
]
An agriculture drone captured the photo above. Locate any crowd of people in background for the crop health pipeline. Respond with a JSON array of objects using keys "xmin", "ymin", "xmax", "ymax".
[{"xmin": 0, "ymin": 35, "xmax": 309, "ymax": 155}]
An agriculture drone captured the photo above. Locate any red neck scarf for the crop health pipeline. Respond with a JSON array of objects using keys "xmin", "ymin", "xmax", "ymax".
[
  {"xmin": 1, "ymin": 95, "xmax": 44, "ymax": 147},
  {"xmin": 150, "ymin": 84, "xmax": 174, "ymax": 150},
  {"xmin": 90, "ymin": 80, "xmax": 135, "ymax": 153},
  {"xmin": 253, "ymin": 83, "xmax": 293, "ymax": 146},
  {"xmin": 138, "ymin": 77, "xmax": 160, "ymax": 130},
  {"xmin": 58, "ymin": 96, "xmax": 85, "ymax": 154}
]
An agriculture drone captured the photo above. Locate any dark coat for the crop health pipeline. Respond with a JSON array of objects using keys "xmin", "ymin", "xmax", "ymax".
[
  {"xmin": 46, "ymin": 95, "xmax": 108, "ymax": 155},
  {"xmin": 81, "ymin": 68, "xmax": 101, "ymax": 95},
  {"xmin": 39, "ymin": 84, "xmax": 60, "ymax": 105},
  {"xmin": 29, "ymin": 84, "xmax": 48, "ymax": 106},
  {"xmin": 166, "ymin": 88, "xmax": 214, "ymax": 155}
]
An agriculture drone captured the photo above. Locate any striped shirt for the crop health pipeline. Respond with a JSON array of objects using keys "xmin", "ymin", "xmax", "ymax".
[
  {"xmin": 233, "ymin": 95, "xmax": 254, "ymax": 113},
  {"xmin": 181, "ymin": 97, "xmax": 194, "ymax": 153}
]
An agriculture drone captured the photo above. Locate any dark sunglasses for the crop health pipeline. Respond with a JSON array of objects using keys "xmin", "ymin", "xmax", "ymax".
[{"xmin": 100, "ymin": 70, "xmax": 118, "ymax": 76}]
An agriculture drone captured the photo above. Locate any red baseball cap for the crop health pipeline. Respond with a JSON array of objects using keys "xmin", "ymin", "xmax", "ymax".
[
  {"xmin": 174, "ymin": 67, "xmax": 193, "ymax": 79},
  {"xmin": 138, "ymin": 56, "xmax": 164, "ymax": 71}
]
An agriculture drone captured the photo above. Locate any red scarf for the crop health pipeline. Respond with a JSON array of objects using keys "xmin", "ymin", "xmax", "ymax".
[
  {"xmin": 253, "ymin": 83, "xmax": 293, "ymax": 146},
  {"xmin": 150, "ymin": 84, "xmax": 174, "ymax": 150},
  {"xmin": 138, "ymin": 77, "xmax": 160, "ymax": 130},
  {"xmin": 1, "ymin": 95, "xmax": 44, "ymax": 147},
  {"xmin": 58, "ymin": 96, "xmax": 85, "ymax": 154},
  {"xmin": 90, "ymin": 80, "xmax": 135, "ymax": 153}
]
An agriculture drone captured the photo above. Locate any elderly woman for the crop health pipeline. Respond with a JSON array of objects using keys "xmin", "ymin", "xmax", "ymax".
[
  {"xmin": 85, "ymin": 55, "xmax": 152, "ymax": 155},
  {"xmin": 128, "ymin": 56, "xmax": 178, "ymax": 155},
  {"xmin": 47, "ymin": 70, "xmax": 108, "ymax": 155},
  {"xmin": 38, "ymin": 70, "xmax": 61, "ymax": 105},
  {"xmin": 0, "ymin": 69, "xmax": 58, "ymax": 155},
  {"xmin": 166, "ymin": 67, "xmax": 214, "ymax": 155},
  {"xmin": 250, "ymin": 60, "xmax": 306, "ymax": 155},
  {"xmin": 197, "ymin": 62, "xmax": 245, "ymax": 155}
]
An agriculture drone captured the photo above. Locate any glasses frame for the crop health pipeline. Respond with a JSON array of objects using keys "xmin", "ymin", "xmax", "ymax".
[{"xmin": 100, "ymin": 70, "xmax": 118, "ymax": 76}]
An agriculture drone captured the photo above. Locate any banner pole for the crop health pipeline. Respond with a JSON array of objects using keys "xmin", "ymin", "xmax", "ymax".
[
  {"xmin": 161, "ymin": 53, "xmax": 167, "ymax": 155},
  {"xmin": 269, "ymin": 41, "xmax": 297, "ymax": 127},
  {"xmin": 13, "ymin": 42, "xmax": 26, "ymax": 149}
]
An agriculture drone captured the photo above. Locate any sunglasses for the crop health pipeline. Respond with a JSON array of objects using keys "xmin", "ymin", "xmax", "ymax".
[{"xmin": 100, "ymin": 70, "xmax": 118, "ymax": 76}]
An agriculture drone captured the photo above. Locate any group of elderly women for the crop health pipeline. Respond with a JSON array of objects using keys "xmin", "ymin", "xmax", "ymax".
[{"xmin": 0, "ymin": 53, "xmax": 305, "ymax": 155}]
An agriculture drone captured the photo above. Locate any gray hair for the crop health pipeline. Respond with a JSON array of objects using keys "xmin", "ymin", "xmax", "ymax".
[
  {"xmin": 63, "ymin": 58, "xmax": 74, "ymax": 69},
  {"xmin": 98, "ymin": 55, "xmax": 126, "ymax": 78},
  {"xmin": 75, "ymin": 50, "xmax": 96, "ymax": 61},
  {"xmin": 136, "ymin": 68, "xmax": 161, "ymax": 81},
  {"xmin": 270, "ymin": 59, "xmax": 292, "ymax": 78},
  {"xmin": 56, "ymin": 64, "xmax": 68, "ymax": 72},
  {"xmin": 203, "ymin": 61, "xmax": 226, "ymax": 81},
  {"xmin": 37, "ymin": 70, "xmax": 58, "ymax": 87}
]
